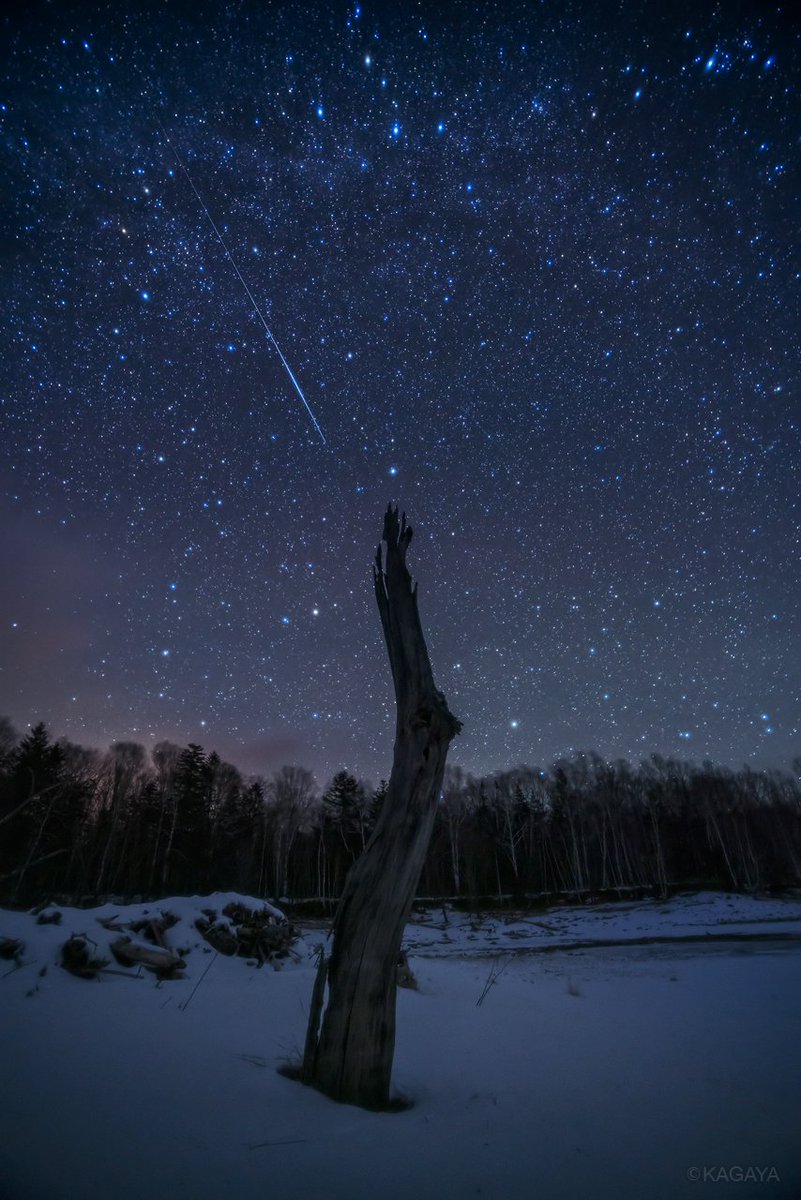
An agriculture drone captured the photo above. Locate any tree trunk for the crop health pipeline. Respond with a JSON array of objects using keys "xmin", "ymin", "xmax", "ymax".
[{"xmin": 302, "ymin": 506, "xmax": 461, "ymax": 1108}]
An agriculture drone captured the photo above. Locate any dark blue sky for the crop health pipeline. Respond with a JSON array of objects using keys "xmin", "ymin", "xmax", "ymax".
[{"xmin": 2, "ymin": 0, "xmax": 798, "ymax": 783}]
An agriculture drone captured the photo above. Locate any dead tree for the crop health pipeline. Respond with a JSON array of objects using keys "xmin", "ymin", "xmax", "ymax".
[{"xmin": 301, "ymin": 505, "xmax": 461, "ymax": 1108}]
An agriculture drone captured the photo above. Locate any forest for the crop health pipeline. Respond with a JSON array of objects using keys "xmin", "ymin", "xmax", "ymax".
[{"xmin": 1, "ymin": 717, "xmax": 800, "ymax": 908}]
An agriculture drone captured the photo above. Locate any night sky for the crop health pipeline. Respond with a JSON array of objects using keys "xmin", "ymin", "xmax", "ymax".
[{"xmin": 2, "ymin": 0, "xmax": 798, "ymax": 784}]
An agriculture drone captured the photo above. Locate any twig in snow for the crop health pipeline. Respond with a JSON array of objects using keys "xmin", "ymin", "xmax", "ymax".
[
  {"xmin": 240, "ymin": 1053, "xmax": 268, "ymax": 1068},
  {"xmin": 246, "ymin": 1138, "xmax": 307, "ymax": 1150},
  {"xmin": 179, "ymin": 951, "xmax": 217, "ymax": 1011},
  {"xmin": 476, "ymin": 955, "xmax": 511, "ymax": 1006}
]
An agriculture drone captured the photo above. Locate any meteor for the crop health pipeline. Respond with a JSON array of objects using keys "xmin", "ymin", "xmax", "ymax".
[{"xmin": 157, "ymin": 118, "xmax": 327, "ymax": 446}]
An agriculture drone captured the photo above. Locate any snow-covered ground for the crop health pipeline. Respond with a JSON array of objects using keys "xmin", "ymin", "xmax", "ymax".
[
  {"xmin": 405, "ymin": 890, "xmax": 801, "ymax": 955},
  {"xmin": 2, "ymin": 892, "xmax": 800, "ymax": 1200}
]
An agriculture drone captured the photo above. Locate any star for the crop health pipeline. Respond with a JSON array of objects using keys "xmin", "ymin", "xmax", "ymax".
[{"xmin": 0, "ymin": 0, "xmax": 795, "ymax": 783}]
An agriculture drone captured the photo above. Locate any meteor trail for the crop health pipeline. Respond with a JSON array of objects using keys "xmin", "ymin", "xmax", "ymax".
[{"xmin": 157, "ymin": 118, "xmax": 327, "ymax": 445}]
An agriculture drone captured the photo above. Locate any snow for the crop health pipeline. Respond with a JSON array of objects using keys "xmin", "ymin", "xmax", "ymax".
[
  {"xmin": 2, "ymin": 891, "xmax": 800, "ymax": 1199},
  {"xmin": 405, "ymin": 890, "xmax": 801, "ymax": 956}
]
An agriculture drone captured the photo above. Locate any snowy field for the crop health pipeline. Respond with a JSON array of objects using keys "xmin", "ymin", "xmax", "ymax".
[{"xmin": 2, "ymin": 892, "xmax": 800, "ymax": 1200}]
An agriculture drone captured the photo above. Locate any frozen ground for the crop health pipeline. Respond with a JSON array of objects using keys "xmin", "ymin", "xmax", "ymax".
[
  {"xmin": 2, "ymin": 892, "xmax": 800, "ymax": 1200},
  {"xmin": 405, "ymin": 890, "xmax": 801, "ymax": 955}
]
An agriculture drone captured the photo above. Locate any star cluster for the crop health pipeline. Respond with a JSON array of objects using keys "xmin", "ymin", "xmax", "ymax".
[{"xmin": 1, "ymin": 0, "xmax": 798, "ymax": 781}]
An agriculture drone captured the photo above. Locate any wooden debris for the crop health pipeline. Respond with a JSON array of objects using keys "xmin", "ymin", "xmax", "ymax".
[
  {"xmin": 61, "ymin": 935, "xmax": 108, "ymax": 979},
  {"xmin": 36, "ymin": 910, "xmax": 63, "ymax": 925},
  {"xmin": 96, "ymin": 914, "xmax": 129, "ymax": 932},
  {"xmin": 0, "ymin": 936, "xmax": 24, "ymax": 961},
  {"xmin": 97, "ymin": 911, "xmax": 179, "ymax": 947},
  {"xmin": 195, "ymin": 903, "xmax": 297, "ymax": 963},
  {"xmin": 194, "ymin": 917, "xmax": 238, "ymax": 956},
  {"xmin": 110, "ymin": 936, "xmax": 186, "ymax": 980},
  {"xmin": 127, "ymin": 913, "xmax": 178, "ymax": 949}
]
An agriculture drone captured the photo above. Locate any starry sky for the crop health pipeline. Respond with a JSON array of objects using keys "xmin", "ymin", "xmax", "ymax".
[{"xmin": 2, "ymin": 0, "xmax": 799, "ymax": 784}]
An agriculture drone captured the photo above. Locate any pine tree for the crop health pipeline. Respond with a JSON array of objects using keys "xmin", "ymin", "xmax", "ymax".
[
  {"xmin": 173, "ymin": 744, "xmax": 213, "ymax": 890},
  {"xmin": 368, "ymin": 780, "xmax": 388, "ymax": 830},
  {"xmin": 323, "ymin": 770, "xmax": 368, "ymax": 847}
]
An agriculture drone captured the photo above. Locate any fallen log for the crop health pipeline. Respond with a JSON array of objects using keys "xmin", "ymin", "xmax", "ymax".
[
  {"xmin": 110, "ymin": 936, "xmax": 186, "ymax": 979},
  {"xmin": 127, "ymin": 914, "xmax": 178, "ymax": 949},
  {"xmin": 96, "ymin": 915, "xmax": 129, "ymax": 932}
]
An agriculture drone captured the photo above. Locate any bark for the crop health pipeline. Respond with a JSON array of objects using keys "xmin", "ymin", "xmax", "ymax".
[
  {"xmin": 302, "ymin": 949, "xmax": 329, "ymax": 1083},
  {"xmin": 302, "ymin": 506, "xmax": 461, "ymax": 1108}
]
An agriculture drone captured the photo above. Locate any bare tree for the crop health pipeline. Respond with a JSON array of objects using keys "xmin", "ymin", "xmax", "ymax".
[
  {"xmin": 441, "ymin": 766, "xmax": 469, "ymax": 895},
  {"xmin": 95, "ymin": 742, "xmax": 149, "ymax": 894},
  {"xmin": 266, "ymin": 765, "xmax": 317, "ymax": 898},
  {"xmin": 0, "ymin": 716, "xmax": 18, "ymax": 766},
  {"xmin": 301, "ymin": 506, "xmax": 461, "ymax": 1108},
  {"xmin": 150, "ymin": 741, "xmax": 182, "ymax": 892}
]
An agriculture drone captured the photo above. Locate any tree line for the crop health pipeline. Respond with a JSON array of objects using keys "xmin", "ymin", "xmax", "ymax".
[{"xmin": 1, "ymin": 717, "xmax": 800, "ymax": 907}]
